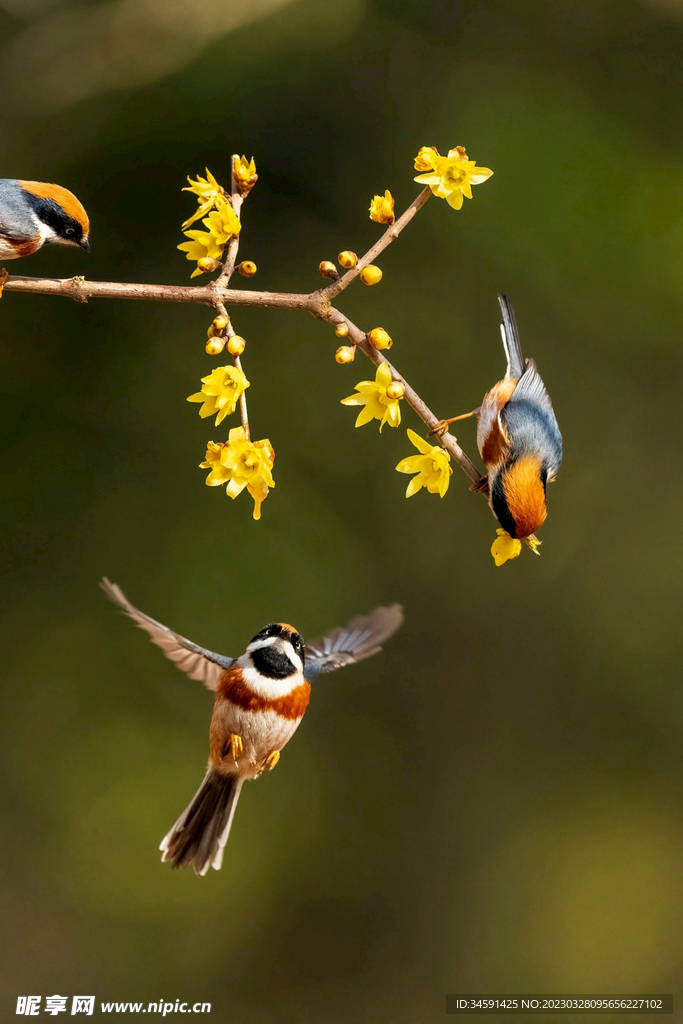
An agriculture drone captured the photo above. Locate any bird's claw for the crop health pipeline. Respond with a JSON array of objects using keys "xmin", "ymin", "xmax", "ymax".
[
  {"xmin": 428, "ymin": 419, "xmax": 451, "ymax": 438},
  {"xmin": 470, "ymin": 475, "xmax": 489, "ymax": 495},
  {"xmin": 0, "ymin": 269, "xmax": 7, "ymax": 298},
  {"xmin": 226, "ymin": 733, "xmax": 243, "ymax": 764},
  {"xmin": 257, "ymin": 750, "xmax": 280, "ymax": 776}
]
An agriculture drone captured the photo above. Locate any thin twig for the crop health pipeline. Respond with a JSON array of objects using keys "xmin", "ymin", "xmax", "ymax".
[
  {"xmin": 322, "ymin": 306, "xmax": 482, "ymax": 485},
  {"xmin": 212, "ymin": 156, "xmax": 250, "ymax": 439},
  {"xmin": 318, "ymin": 186, "xmax": 432, "ymax": 301}
]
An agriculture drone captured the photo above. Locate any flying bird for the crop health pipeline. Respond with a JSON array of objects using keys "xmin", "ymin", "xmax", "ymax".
[{"xmin": 101, "ymin": 579, "xmax": 403, "ymax": 876}]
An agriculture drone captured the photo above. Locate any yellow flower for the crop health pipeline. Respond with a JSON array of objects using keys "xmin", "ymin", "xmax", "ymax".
[
  {"xmin": 182, "ymin": 168, "xmax": 226, "ymax": 228},
  {"xmin": 414, "ymin": 146, "xmax": 439, "ymax": 173},
  {"xmin": 178, "ymin": 229, "xmax": 223, "ymax": 277},
  {"xmin": 491, "ymin": 528, "xmax": 522, "ymax": 566},
  {"xmin": 396, "ymin": 429, "xmax": 451, "ymax": 498},
  {"xmin": 178, "ymin": 200, "xmax": 241, "ymax": 278},
  {"xmin": 200, "ymin": 441, "xmax": 232, "ymax": 487},
  {"xmin": 414, "ymin": 146, "xmax": 493, "ymax": 210},
  {"xmin": 233, "ymin": 155, "xmax": 258, "ymax": 196},
  {"xmin": 341, "ymin": 361, "xmax": 403, "ymax": 431},
  {"xmin": 187, "ymin": 366, "xmax": 250, "ymax": 425},
  {"xmin": 202, "ymin": 201, "xmax": 241, "ymax": 245},
  {"xmin": 369, "ymin": 190, "xmax": 395, "ymax": 224},
  {"xmin": 200, "ymin": 427, "xmax": 274, "ymax": 520}
]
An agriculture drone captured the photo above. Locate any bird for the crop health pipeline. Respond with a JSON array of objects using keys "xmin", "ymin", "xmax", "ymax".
[
  {"xmin": 0, "ymin": 179, "xmax": 90, "ymax": 294},
  {"xmin": 433, "ymin": 294, "xmax": 562, "ymax": 542},
  {"xmin": 101, "ymin": 579, "xmax": 403, "ymax": 876}
]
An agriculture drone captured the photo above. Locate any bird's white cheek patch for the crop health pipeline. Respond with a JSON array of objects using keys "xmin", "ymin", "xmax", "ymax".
[{"xmin": 238, "ymin": 659, "xmax": 303, "ymax": 699}]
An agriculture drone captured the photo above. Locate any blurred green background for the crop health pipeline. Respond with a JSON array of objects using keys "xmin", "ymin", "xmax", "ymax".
[{"xmin": 2, "ymin": 0, "xmax": 683, "ymax": 1020}]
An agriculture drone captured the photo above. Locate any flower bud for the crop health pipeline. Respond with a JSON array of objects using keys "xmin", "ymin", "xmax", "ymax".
[
  {"xmin": 238, "ymin": 261, "xmax": 257, "ymax": 277},
  {"xmin": 206, "ymin": 337, "xmax": 226, "ymax": 355},
  {"xmin": 233, "ymin": 155, "xmax": 258, "ymax": 197},
  {"xmin": 197, "ymin": 256, "xmax": 222, "ymax": 273},
  {"xmin": 337, "ymin": 250, "xmax": 358, "ymax": 269},
  {"xmin": 212, "ymin": 315, "xmax": 228, "ymax": 333},
  {"xmin": 386, "ymin": 381, "xmax": 405, "ymax": 400},
  {"xmin": 367, "ymin": 327, "xmax": 392, "ymax": 350},
  {"xmin": 414, "ymin": 146, "xmax": 439, "ymax": 172},
  {"xmin": 319, "ymin": 260, "xmax": 339, "ymax": 280},
  {"xmin": 335, "ymin": 346, "xmax": 355, "ymax": 364},
  {"xmin": 360, "ymin": 265, "xmax": 383, "ymax": 286},
  {"xmin": 227, "ymin": 335, "xmax": 246, "ymax": 356},
  {"xmin": 335, "ymin": 322, "xmax": 349, "ymax": 338},
  {"xmin": 368, "ymin": 191, "xmax": 395, "ymax": 224}
]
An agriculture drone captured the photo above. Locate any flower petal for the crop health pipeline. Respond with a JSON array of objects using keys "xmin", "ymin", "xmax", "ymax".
[
  {"xmin": 446, "ymin": 191, "xmax": 464, "ymax": 210},
  {"xmin": 355, "ymin": 405, "xmax": 376, "ymax": 427},
  {"xmin": 405, "ymin": 475, "xmax": 424, "ymax": 498},
  {"xmin": 407, "ymin": 428, "xmax": 434, "ymax": 455},
  {"xmin": 470, "ymin": 167, "xmax": 493, "ymax": 184}
]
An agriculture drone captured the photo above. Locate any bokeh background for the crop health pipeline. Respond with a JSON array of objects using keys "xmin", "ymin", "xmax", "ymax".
[{"xmin": 1, "ymin": 0, "xmax": 683, "ymax": 1020}]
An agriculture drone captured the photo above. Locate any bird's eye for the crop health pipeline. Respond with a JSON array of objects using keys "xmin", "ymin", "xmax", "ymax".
[{"xmin": 64, "ymin": 227, "xmax": 75, "ymax": 236}]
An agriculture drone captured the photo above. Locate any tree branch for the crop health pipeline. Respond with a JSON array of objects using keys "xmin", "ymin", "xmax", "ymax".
[{"xmin": 1, "ymin": 186, "xmax": 485, "ymax": 489}]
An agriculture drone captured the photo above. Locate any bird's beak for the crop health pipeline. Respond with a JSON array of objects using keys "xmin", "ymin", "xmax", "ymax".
[{"xmin": 80, "ymin": 237, "xmax": 91, "ymax": 252}]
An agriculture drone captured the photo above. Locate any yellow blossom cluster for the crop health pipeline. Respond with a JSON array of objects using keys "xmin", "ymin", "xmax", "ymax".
[
  {"xmin": 178, "ymin": 168, "xmax": 243, "ymax": 278},
  {"xmin": 414, "ymin": 145, "xmax": 493, "ymax": 210},
  {"xmin": 201, "ymin": 428, "xmax": 275, "ymax": 520}
]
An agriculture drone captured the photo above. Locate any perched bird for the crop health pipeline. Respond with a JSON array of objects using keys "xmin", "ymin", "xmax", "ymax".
[
  {"xmin": 0, "ymin": 179, "xmax": 90, "ymax": 291},
  {"xmin": 433, "ymin": 294, "xmax": 562, "ymax": 541},
  {"xmin": 101, "ymin": 579, "xmax": 403, "ymax": 876}
]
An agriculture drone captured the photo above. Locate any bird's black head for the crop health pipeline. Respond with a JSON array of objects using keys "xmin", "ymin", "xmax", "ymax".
[
  {"xmin": 20, "ymin": 182, "xmax": 90, "ymax": 251},
  {"xmin": 249, "ymin": 622, "xmax": 304, "ymax": 655}
]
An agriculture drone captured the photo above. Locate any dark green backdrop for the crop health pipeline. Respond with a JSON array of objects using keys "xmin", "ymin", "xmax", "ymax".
[{"xmin": 2, "ymin": 0, "xmax": 683, "ymax": 1020}]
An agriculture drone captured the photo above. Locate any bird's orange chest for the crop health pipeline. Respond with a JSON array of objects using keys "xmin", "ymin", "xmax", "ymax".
[{"xmin": 216, "ymin": 664, "xmax": 311, "ymax": 721}]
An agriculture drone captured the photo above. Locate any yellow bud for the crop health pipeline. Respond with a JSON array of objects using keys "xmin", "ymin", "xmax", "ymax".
[
  {"xmin": 386, "ymin": 381, "xmax": 405, "ymax": 400},
  {"xmin": 360, "ymin": 265, "xmax": 383, "ymax": 286},
  {"xmin": 206, "ymin": 337, "xmax": 226, "ymax": 355},
  {"xmin": 227, "ymin": 335, "xmax": 246, "ymax": 356},
  {"xmin": 319, "ymin": 260, "xmax": 339, "ymax": 280},
  {"xmin": 335, "ymin": 322, "xmax": 349, "ymax": 338},
  {"xmin": 335, "ymin": 345, "xmax": 355, "ymax": 364},
  {"xmin": 212, "ymin": 315, "xmax": 228, "ymax": 333},
  {"xmin": 238, "ymin": 261, "xmax": 257, "ymax": 277},
  {"xmin": 367, "ymin": 327, "xmax": 392, "ymax": 350},
  {"xmin": 368, "ymin": 191, "xmax": 395, "ymax": 224},
  {"xmin": 197, "ymin": 256, "xmax": 221, "ymax": 273},
  {"xmin": 414, "ymin": 145, "xmax": 439, "ymax": 172},
  {"xmin": 337, "ymin": 250, "xmax": 358, "ymax": 269}
]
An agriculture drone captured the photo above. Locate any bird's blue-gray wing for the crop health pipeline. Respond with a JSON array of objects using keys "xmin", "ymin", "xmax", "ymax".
[
  {"xmin": 0, "ymin": 179, "xmax": 36, "ymax": 239},
  {"xmin": 304, "ymin": 604, "xmax": 403, "ymax": 681},
  {"xmin": 101, "ymin": 578, "xmax": 233, "ymax": 691}
]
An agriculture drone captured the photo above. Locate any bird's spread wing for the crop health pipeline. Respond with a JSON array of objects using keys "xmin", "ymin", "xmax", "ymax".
[
  {"xmin": 101, "ymin": 578, "xmax": 234, "ymax": 691},
  {"xmin": 304, "ymin": 604, "xmax": 403, "ymax": 681}
]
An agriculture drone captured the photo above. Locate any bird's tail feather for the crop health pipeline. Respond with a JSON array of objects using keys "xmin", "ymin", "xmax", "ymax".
[
  {"xmin": 160, "ymin": 769, "xmax": 242, "ymax": 875},
  {"xmin": 498, "ymin": 293, "xmax": 526, "ymax": 379}
]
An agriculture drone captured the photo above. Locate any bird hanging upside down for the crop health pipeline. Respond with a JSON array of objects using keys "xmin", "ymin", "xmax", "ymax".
[
  {"xmin": 0, "ymin": 178, "xmax": 90, "ymax": 295},
  {"xmin": 432, "ymin": 294, "xmax": 562, "ymax": 545},
  {"xmin": 101, "ymin": 579, "xmax": 403, "ymax": 876}
]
